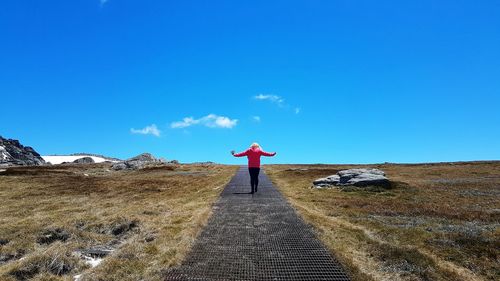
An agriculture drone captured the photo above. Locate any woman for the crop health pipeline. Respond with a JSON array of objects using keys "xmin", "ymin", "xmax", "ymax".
[{"xmin": 231, "ymin": 143, "xmax": 277, "ymax": 194}]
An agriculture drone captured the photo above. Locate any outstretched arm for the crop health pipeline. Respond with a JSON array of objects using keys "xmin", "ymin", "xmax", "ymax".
[
  {"xmin": 261, "ymin": 151, "xmax": 277, "ymax": 157},
  {"xmin": 232, "ymin": 150, "xmax": 248, "ymax": 157}
]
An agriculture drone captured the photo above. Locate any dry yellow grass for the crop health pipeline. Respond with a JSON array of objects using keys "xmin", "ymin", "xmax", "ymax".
[
  {"xmin": 0, "ymin": 163, "xmax": 237, "ymax": 281},
  {"xmin": 265, "ymin": 162, "xmax": 500, "ymax": 281}
]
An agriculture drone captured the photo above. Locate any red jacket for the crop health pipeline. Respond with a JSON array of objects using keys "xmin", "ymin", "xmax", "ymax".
[{"xmin": 233, "ymin": 147, "xmax": 276, "ymax": 168}]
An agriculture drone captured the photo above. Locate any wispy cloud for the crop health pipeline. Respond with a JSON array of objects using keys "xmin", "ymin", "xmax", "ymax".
[
  {"xmin": 252, "ymin": 116, "xmax": 261, "ymax": 122},
  {"xmin": 254, "ymin": 94, "xmax": 285, "ymax": 106},
  {"xmin": 170, "ymin": 117, "xmax": 198, "ymax": 129},
  {"xmin": 171, "ymin": 114, "xmax": 238, "ymax": 129},
  {"xmin": 100, "ymin": 0, "xmax": 109, "ymax": 7},
  {"xmin": 130, "ymin": 124, "xmax": 161, "ymax": 137},
  {"xmin": 254, "ymin": 94, "xmax": 301, "ymax": 114}
]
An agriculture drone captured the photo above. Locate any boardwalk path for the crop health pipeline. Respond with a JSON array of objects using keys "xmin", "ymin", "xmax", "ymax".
[{"xmin": 165, "ymin": 166, "xmax": 350, "ymax": 280}]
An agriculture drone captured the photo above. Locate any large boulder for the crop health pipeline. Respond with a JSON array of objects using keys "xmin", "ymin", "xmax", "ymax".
[
  {"xmin": 313, "ymin": 168, "xmax": 390, "ymax": 188},
  {"xmin": 338, "ymin": 168, "xmax": 388, "ymax": 186},
  {"xmin": 0, "ymin": 136, "xmax": 45, "ymax": 167},
  {"xmin": 73, "ymin": 157, "xmax": 95, "ymax": 164},
  {"xmin": 313, "ymin": 175, "xmax": 340, "ymax": 187},
  {"xmin": 112, "ymin": 153, "xmax": 165, "ymax": 170}
]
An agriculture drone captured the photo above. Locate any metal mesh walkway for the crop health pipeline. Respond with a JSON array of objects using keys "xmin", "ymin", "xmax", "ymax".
[{"xmin": 164, "ymin": 166, "xmax": 350, "ymax": 280}]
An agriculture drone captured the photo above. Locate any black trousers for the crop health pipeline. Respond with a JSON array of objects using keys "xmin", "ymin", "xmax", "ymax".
[{"xmin": 248, "ymin": 167, "xmax": 260, "ymax": 193}]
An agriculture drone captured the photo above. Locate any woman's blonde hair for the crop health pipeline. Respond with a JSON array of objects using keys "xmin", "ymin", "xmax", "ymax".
[{"xmin": 251, "ymin": 142, "xmax": 260, "ymax": 148}]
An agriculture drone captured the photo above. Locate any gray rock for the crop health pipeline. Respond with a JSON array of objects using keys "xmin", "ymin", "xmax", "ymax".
[
  {"xmin": 73, "ymin": 157, "xmax": 95, "ymax": 164},
  {"xmin": 81, "ymin": 246, "xmax": 114, "ymax": 258},
  {"xmin": 338, "ymin": 168, "xmax": 385, "ymax": 178},
  {"xmin": 313, "ymin": 168, "xmax": 389, "ymax": 188},
  {"xmin": 0, "ymin": 136, "xmax": 45, "ymax": 167},
  {"xmin": 111, "ymin": 162, "xmax": 128, "ymax": 170},
  {"xmin": 111, "ymin": 153, "xmax": 163, "ymax": 170},
  {"xmin": 313, "ymin": 175, "xmax": 340, "ymax": 187},
  {"xmin": 127, "ymin": 153, "xmax": 157, "ymax": 162},
  {"xmin": 343, "ymin": 173, "xmax": 389, "ymax": 187}
]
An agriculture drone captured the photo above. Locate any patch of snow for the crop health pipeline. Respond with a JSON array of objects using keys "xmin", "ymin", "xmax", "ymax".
[
  {"xmin": 0, "ymin": 145, "xmax": 12, "ymax": 160},
  {"xmin": 41, "ymin": 155, "xmax": 119, "ymax": 164},
  {"xmin": 82, "ymin": 255, "xmax": 103, "ymax": 267},
  {"xmin": 74, "ymin": 274, "xmax": 82, "ymax": 281}
]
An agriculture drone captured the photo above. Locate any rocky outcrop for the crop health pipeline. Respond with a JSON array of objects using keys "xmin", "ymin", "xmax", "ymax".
[
  {"xmin": 73, "ymin": 157, "xmax": 95, "ymax": 164},
  {"xmin": 0, "ymin": 136, "xmax": 45, "ymax": 167},
  {"xmin": 313, "ymin": 175, "xmax": 341, "ymax": 187},
  {"xmin": 70, "ymin": 153, "xmax": 121, "ymax": 162},
  {"xmin": 313, "ymin": 168, "xmax": 390, "ymax": 188},
  {"xmin": 112, "ymin": 153, "xmax": 167, "ymax": 170}
]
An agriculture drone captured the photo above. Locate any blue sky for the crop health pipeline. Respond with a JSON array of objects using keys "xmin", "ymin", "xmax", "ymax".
[{"xmin": 1, "ymin": 0, "xmax": 499, "ymax": 164}]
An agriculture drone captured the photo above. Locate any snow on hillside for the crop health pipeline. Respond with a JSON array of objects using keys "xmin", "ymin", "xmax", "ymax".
[
  {"xmin": 42, "ymin": 155, "xmax": 119, "ymax": 164},
  {"xmin": 0, "ymin": 145, "xmax": 12, "ymax": 160}
]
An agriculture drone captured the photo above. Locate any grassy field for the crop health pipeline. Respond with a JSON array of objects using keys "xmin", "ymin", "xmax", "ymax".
[
  {"xmin": 0, "ymin": 163, "xmax": 237, "ymax": 281},
  {"xmin": 266, "ymin": 162, "xmax": 500, "ymax": 281},
  {"xmin": 1, "ymin": 162, "xmax": 498, "ymax": 281}
]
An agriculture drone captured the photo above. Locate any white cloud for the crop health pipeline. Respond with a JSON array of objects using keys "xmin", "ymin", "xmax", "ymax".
[
  {"xmin": 252, "ymin": 116, "xmax": 261, "ymax": 122},
  {"xmin": 171, "ymin": 114, "xmax": 238, "ymax": 129},
  {"xmin": 130, "ymin": 124, "xmax": 161, "ymax": 137},
  {"xmin": 254, "ymin": 94, "xmax": 284, "ymax": 106},
  {"xmin": 254, "ymin": 94, "xmax": 302, "ymax": 114},
  {"xmin": 170, "ymin": 117, "xmax": 198, "ymax": 129}
]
